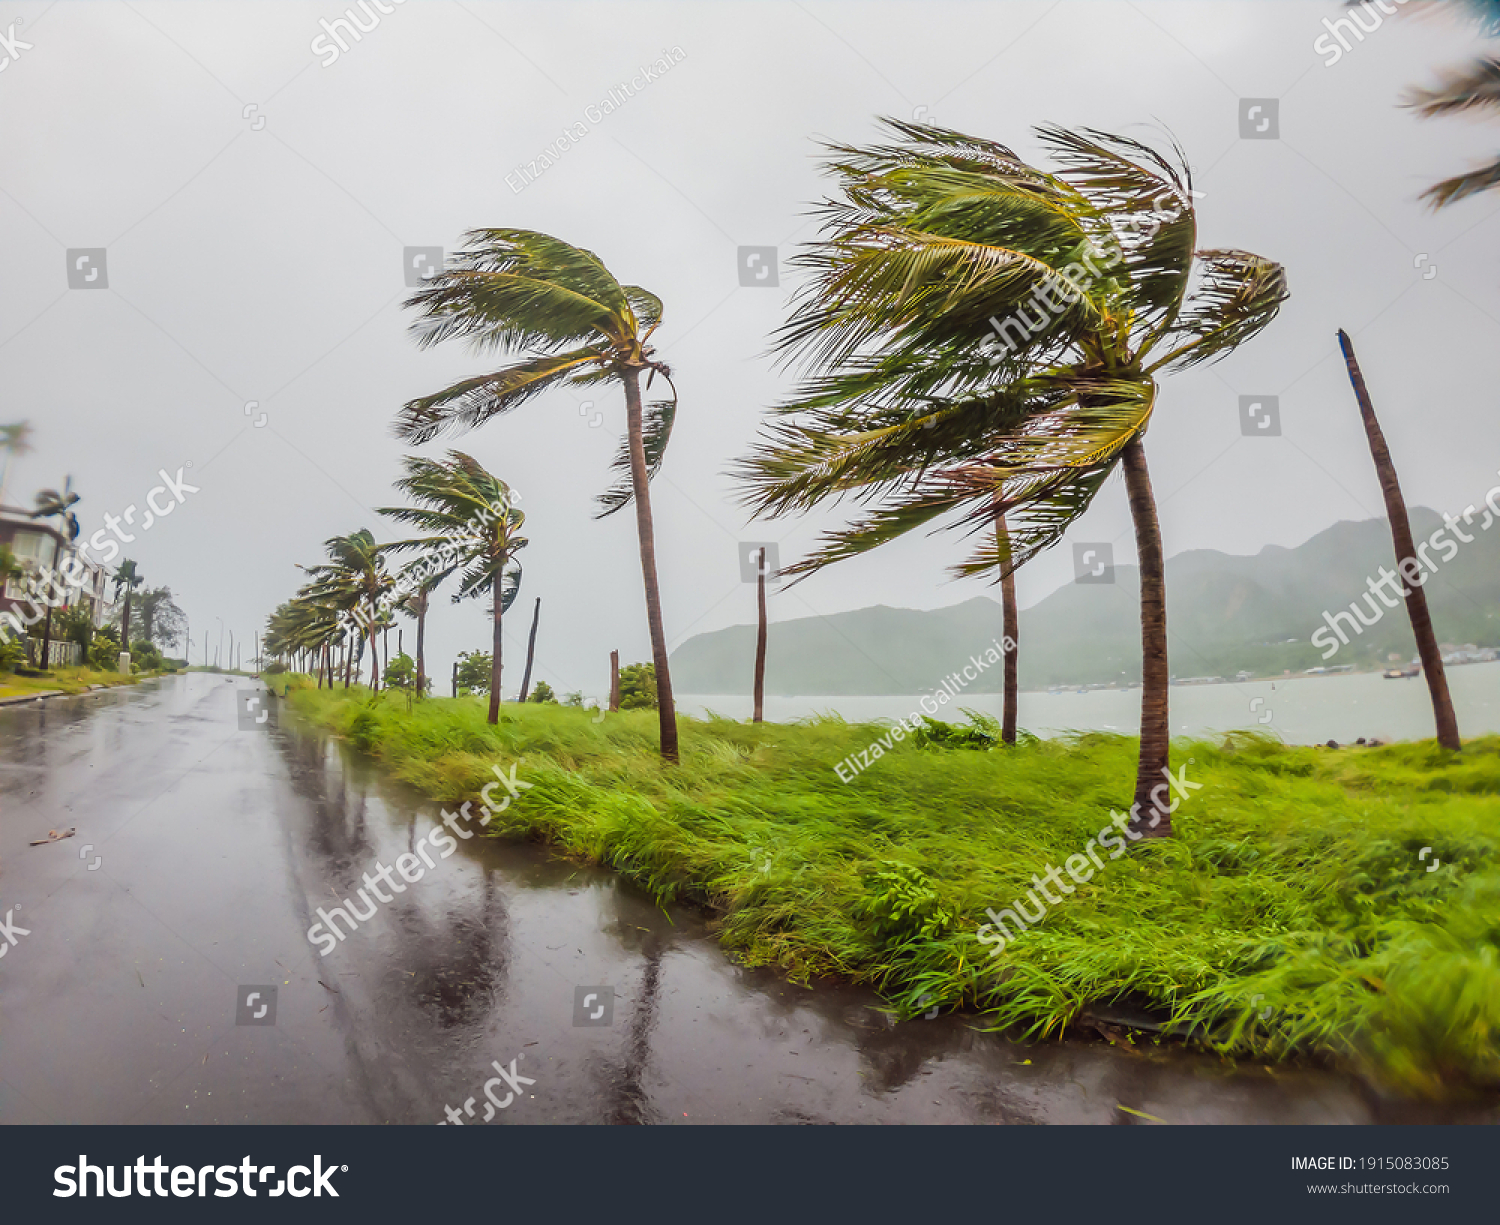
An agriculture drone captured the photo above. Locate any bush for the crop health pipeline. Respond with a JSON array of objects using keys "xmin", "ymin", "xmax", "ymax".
[
  {"xmin": 456, "ymin": 650, "xmax": 491, "ymax": 695},
  {"xmin": 0, "ymin": 635, "xmax": 22, "ymax": 674},
  {"xmin": 527, "ymin": 680, "xmax": 557, "ymax": 703},
  {"xmin": 618, "ymin": 662, "xmax": 657, "ymax": 710},
  {"xmin": 264, "ymin": 661, "xmax": 287, "ymax": 675},
  {"xmin": 88, "ymin": 635, "xmax": 120, "ymax": 671},
  {"xmin": 131, "ymin": 640, "xmax": 164, "ymax": 671}
]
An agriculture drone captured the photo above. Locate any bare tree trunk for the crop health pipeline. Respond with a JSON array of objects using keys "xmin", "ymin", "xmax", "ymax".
[
  {"xmin": 609, "ymin": 650, "xmax": 620, "ymax": 712},
  {"xmin": 1338, "ymin": 329, "xmax": 1461, "ymax": 750},
  {"xmin": 753, "ymin": 547, "xmax": 767, "ymax": 724},
  {"xmin": 368, "ymin": 612, "xmax": 380, "ymax": 692},
  {"xmin": 487, "ymin": 576, "xmax": 503, "ymax": 725},
  {"xmin": 622, "ymin": 366, "xmax": 679, "ymax": 762},
  {"xmin": 451, "ymin": 659, "xmax": 458, "ymax": 699},
  {"xmin": 415, "ymin": 591, "xmax": 427, "ymax": 697},
  {"xmin": 519, "ymin": 597, "xmax": 541, "ymax": 702},
  {"xmin": 994, "ymin": 506, "xmax": 1018, "ymax": 745},
  {"xmin": 41, "ymin": 601, "xmax": 54, "ymax": 671},
  {"xmin": 1122, "ymin": 438, "xmax": 1172, "ymax": 839}
]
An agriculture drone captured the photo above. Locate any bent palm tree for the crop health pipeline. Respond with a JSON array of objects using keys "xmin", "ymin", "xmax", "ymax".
[
  {"xmin": 378, "ymin": 452, "xmax": 526, "ymax": 725},
  {"xmin": 738, "ymin": 120, "xmax": 1287, "ymax": 834},
  {"xmin": 395, "ymin": 229, "xmax": 681, "ymax": 761},
  {"xmin": 302, "ymin": 530, "xmax": 393, "ymax": 691},
  {"xmin": 1399, "ymin": 0, "xmax": 1500, "ymax": 207}
]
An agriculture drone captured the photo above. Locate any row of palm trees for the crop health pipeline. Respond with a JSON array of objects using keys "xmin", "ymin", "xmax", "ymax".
[
  {"xmin": 364, "ymin": 123, "xmax": 1286, "ymax": 833},
  {"xmin": 272, "ymin": 111, "xmax": 1469, "ymax": 834},
  {"xmin": 264, "ymin": 453, "xmax": 528, "ymax": 723}
]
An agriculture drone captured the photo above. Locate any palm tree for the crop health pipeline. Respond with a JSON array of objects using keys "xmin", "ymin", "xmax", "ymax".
[
  {"xmin": 377, "ymin": 452, "xmax": 526, "ymax": 725},
  {"xmin": 737, "ymin": 121, "xmax": 1287, "ymax": 834},
  {"xmin": 395, "ymin": 586, "xmax": 434, "ymax": 696},
  {"xmin": 301, "ymin": 530, "xmax": 394, "ymax": 691},
  {"xmin": 1338, "ymin": 330, "xmax": 1461, "ymax": 749},
  {"xmin": 0, "ymin": 421, "xmax": 34, "ymax": 508},
  {"xmin": 30, "ymin": 478, "xmax": 81, "ymax": 670},
  {"xmin": 396, "ymin": 229, "xmax": 682, "ymax": 761},
  {"xmin": 111, "ymin": 560, "xmax": 142, "ymax": 665},
  {"xmin": 1399, "ymin": 1, "xmax": 1500, "ymax": 207}
]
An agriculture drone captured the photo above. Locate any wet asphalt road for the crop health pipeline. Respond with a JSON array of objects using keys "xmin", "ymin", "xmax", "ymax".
[{"xmin": 0, "ymin": 673, "xmax": 1479, "ymax": 1125}]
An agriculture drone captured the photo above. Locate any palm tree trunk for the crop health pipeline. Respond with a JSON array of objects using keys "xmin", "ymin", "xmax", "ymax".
[
  {"xmin": 1337, "ymin": 330, "xmax": 1461, "ymax": 750},
  {"xmin": 622, "ymin": 366, "xmax": 679, "ymax": 762},
  {"xmin": 415, "ymin": 591, "xmax": 427, "ymax": 697},
  {"xmin": 487, "ymin": 573, "xmax": 504, "ymax": 725},
  {"xmin": 1122, "ymin": 437, "xmax": 1172, "ymax": 838},
  {"xmin": 344, "ymin": 638, "xmax": 352, "ymax": 689},
  {"xmin": 518, "ymin": 597, "xmax": 540, "ymax": 702},
  {"xmin": 609, "ymin": 650, "xmax": 620, "ymax": 712},
  {"xmin": 994, "ymin": 506, "xmax": 1018, "ymax": 745},
  {"xmin": 753, "ymin": 547, "xmax": 767, "ymax": 724},
  {"xmin": 368, "ymin": 618, "xmax": 380, "ymax": 691}
]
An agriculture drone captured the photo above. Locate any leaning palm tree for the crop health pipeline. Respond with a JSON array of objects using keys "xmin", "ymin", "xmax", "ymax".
[
  {"xmin": 738, "ymin": 120, "xmax": 1287, "ymax": 834},
  {"xmin": 395, "ymin": 229, "xmax": 682, "ymax": 761},
  {"xmin": 301, "ymin": 529, "xmax": 393, "ymax": 691},
  {"xmin": 1398, "ymin": 0, "xmax": 1500, "ymax": 207},
  {"xmin": 378, "ymin": 452, "xmax": 527, "ymax": 725}
]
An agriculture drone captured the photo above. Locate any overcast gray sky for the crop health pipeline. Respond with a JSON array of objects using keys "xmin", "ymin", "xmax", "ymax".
[{"xmin": 4, "ymin": 0, "xmax": 1499, "ymax": 698}]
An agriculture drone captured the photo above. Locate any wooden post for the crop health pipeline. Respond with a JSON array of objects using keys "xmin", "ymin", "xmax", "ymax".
[
  {"xmin": 753, "ymin": 547, "xmax": 767, "ymax": 724},
  {"xmin": 519, "ymin": 598, "xmax": 541, "ymax": 702},
  {"xmin": 609, "ymin": 650, "xmax": 621, "ymax": 712}
]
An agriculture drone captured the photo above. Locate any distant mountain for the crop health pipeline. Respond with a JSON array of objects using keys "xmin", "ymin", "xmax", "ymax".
[{"xmin": 670, "ymin": 509, "xmax": 1500, "ymax": 694}]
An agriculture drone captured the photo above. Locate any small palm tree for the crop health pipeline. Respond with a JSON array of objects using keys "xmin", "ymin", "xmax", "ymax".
[
  {"xmin": 396, "ymin": 229, "xmax": 682, "ymax": 761},
  {"xmin": 29, "ymin": 477, "xmax": 81, "ymax": 669},
  {"xmin": 111, "ymin": 560, "xmax": 142, "ymax": 661},
  {"xmin": 395, "ymin": 586, "xmax": 434, "ymax": 696},
  {"xmin": 739, "ymin": 121, "xmax": 1287, "ymax": 833},
  {"xmin": 378, "ymin": 452, "xmax": 527, "ymax": 725}
]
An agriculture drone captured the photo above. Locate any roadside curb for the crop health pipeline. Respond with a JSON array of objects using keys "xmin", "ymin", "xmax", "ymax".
[{"xmin": 0, "ymin": 690, "xmax": 65, "ymax": 707}]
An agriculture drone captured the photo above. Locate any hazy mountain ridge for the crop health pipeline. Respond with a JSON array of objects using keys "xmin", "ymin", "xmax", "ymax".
[{"xmin": 670, "ymin": 509, "xmax": 1500, "ymax": 694}]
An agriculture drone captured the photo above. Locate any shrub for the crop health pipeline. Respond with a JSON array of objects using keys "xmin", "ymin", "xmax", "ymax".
[
  {"xmin": 527, "ymin": 680, "xmax": 557, "ymax": 703},
  {"xmin": 618, "ymin": 662, "xmax": 657, "ymax": 710},
  {"xmin": 456, "ymin": 650, "xmax": 491, "ymax": 695},
  {"xmin": 88, "ymin": 635, "xmax": 120, "ymax": 671}
]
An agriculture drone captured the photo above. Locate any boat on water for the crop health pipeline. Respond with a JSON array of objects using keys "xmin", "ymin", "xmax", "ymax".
[{"xmin": 1383, "ymin": 666, "xmax": 1420, "ymax": 679}]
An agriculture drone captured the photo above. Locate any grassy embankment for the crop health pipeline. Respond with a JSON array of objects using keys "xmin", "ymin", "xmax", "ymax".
[
  {"xmin": 0, "ymin": 665, "xmax": 164, "ymax": 700},
  {"xmin": 268, "ymin": 673, "xmax": 1500, "ymax": 1098}
]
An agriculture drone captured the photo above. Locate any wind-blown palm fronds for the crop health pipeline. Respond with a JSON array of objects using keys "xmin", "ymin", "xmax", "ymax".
[
  {"xmin": 378, "ymin": 451, "xmax": 526, "ymax": 724},
  {"xmin": 737, "ymin": 119, "xmax": 1287, "ymax": 829},
  {"xmin": 397, "ymin": 228, "xmax": 682, "ymax": 759}
]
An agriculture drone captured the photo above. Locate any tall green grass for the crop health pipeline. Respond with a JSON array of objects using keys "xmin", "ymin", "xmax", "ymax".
[{"xmin": 271, "ymin": 676, "xmax": 1500, "ymax": 1098}]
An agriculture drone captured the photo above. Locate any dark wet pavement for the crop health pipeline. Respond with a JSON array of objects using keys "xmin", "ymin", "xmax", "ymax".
[{"xmin": 0, "ymin": 674, "xmax": 1484, "ymax": 1124}]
